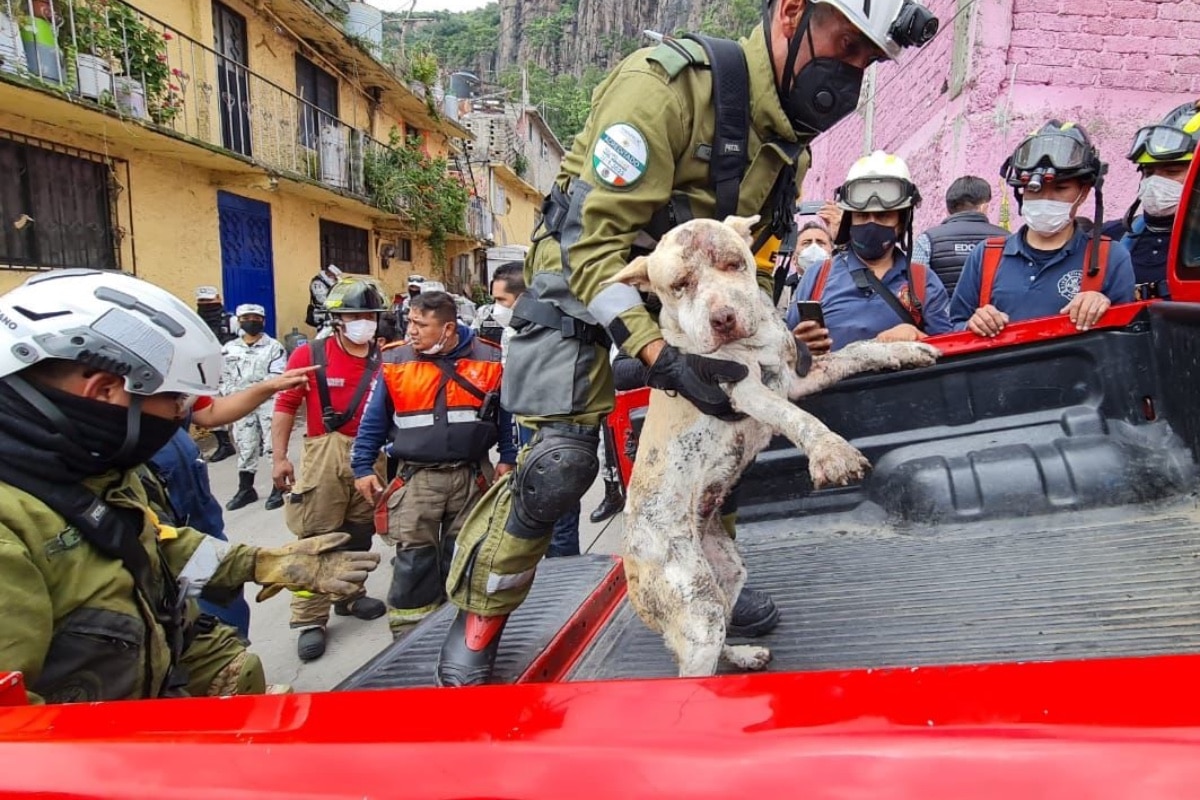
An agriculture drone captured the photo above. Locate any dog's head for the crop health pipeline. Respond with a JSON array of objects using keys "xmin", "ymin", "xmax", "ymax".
[{"xmin": 608, "ymin": 216, "xmax": 763, "ymax": 354}]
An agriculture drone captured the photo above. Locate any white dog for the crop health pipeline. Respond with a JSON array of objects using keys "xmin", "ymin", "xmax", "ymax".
[{"xmin": 608, "ymin": 215, "xmax": 939, "ymax": 677}]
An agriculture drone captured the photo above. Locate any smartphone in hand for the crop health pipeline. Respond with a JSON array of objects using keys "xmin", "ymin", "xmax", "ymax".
[
  {"xmin": 796, "ymin": 200, "xmax": 825, "ymax": 216},
  {"xmin": 794, "ymin": 301, "xmax": 826, "ymax": 328}
]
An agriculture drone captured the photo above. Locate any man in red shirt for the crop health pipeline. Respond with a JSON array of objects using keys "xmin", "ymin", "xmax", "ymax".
[{"xmin": 272, "ymin": 278, "xmax": 388, "ymax": 662}]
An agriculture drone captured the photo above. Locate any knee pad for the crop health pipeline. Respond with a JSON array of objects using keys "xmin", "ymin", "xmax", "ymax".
[{"xmin": 507, "ymin": 427, "xmax": 599, "ymax": 538}]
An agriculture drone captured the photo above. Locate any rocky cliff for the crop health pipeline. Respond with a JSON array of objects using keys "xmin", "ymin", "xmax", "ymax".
[{"xmin": 497, "ymin": 0, "xmax": 717, "ymax": 76}]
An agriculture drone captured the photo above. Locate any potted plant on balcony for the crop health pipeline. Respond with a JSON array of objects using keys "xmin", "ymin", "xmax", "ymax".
[
  {"xmin": 407, "ymin": 48, "xmax": 437, "ymax": 99},
  {"xmin": 64, "ymin": 0, "xmax": 118, "ymax": 100},
  {"xmin": 105, "ymin": 2, "xmax": 173, "ymax": 121}
]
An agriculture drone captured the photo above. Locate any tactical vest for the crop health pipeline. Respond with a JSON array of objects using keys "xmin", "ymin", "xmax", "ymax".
[
  {"xmin": 1120, "ymin": 214, "xmax": 1172, "ymax": 298},
  {"xmin": 922, "ymin": 212, "xmax": 1009, "ymax": 295},
  {"xmin": 379, "ymin": 337, "xmax": 503, "ymax": 463}
]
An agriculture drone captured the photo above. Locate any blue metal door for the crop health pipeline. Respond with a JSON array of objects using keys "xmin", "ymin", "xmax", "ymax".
[{"xmin": 217, "ymin": 191, "xmax": 276, "ymax": 335}]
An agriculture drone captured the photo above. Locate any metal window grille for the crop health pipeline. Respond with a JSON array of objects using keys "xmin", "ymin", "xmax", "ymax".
[
  {"xmin": 0, "ymin": 131, "xmax": 124, "ymax": 271},
  {"xmin": 319, "ymin": 219, "xmax": 369, "ymax": 274}
]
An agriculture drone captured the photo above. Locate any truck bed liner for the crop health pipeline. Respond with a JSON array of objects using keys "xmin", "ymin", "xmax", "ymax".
[
  {"xmin": 337, "ymin": 555, "xmax": 620, "ymax": 690},
  {"xmin": 569, "ymin": 501, "xmax": 1200, "ymax": 680}
]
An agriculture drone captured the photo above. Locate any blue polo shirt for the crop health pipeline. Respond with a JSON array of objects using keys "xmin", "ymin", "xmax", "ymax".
[
  {"xmin": 949, "ymin": 225, "xmax": 1135, "ymax": 327},
  {"xmin": 786, "ymin": 250, "xmax": 953, "ymax": 351}
]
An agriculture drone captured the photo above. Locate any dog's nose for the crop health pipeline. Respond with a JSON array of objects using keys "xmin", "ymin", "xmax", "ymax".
[{"xmin": 711, "ymin": 306, "xmax": 738, "ymax": 334}]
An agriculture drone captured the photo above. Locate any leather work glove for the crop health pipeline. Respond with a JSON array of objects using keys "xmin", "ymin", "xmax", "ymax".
[
  {"xmin": 253, "ymin": 532, "xmax": 381, "ymax": 602},
  {"xmin": 645, "ymin": 344, "xmax": 749, "ymax": 420}
]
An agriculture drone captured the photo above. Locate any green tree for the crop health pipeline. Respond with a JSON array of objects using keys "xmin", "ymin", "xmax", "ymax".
[
  {"xmin": 697, "ymin": 0, "xmax": 761, "ymax": 39},
  {"xmin": 364, "ymin": 129, "xmax": 469, "ymax": 265}
]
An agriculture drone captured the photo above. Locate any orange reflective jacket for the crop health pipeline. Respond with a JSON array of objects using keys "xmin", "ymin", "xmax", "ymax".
[{"xmin": 379, "ymin": 336, "xmax": 503, "ymax": 463}]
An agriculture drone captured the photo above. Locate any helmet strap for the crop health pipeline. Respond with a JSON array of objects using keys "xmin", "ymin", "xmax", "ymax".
[
  {"xmin": 779, "ymin": 3, "xmax": 816, "ymax": 101},
  {"xmin": 111, "ymin": 395, "xmax": 144, "ymax": 466}
]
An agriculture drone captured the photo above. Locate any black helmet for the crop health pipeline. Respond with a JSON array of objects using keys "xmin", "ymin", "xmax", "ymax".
[
  {"xmin": 323, "ymin": 278, "xmax": 385, "ymax": 313},
  {"xmin": 1128, "ymin": 101, "xmax": 1200, "ymax": 166},
  {"xmin": 1001, "ymin": 121, "xmax": 1102, "ymax": 191}
]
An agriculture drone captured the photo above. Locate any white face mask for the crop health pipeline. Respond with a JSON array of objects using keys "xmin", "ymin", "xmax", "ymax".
[
  {"xmin": 491, "ymin": 302, "xmax": 514, "ymax": 327},
  {"xmin": 795, "ymin": 243, "xmax": 829, "ymax": 273},
  {"xmin": 1022, "ymin": 199, "xmax": 1075, "ymax": 236},
  {"xmin": 1138, "ymin": 175, "xmax": 1184, "ymax": 217},
  {"xmin": 419, "ymin": 327, "xmax": 451, "ymax": 355},
  {"xmin": 342, "ymin": 319, "xmax": 377, "ymax": 345}
]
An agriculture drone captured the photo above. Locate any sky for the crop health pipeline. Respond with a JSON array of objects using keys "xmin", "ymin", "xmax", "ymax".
[{"xmin": 372, "ymin": 0, "xmax": 492, "ymax": 12}]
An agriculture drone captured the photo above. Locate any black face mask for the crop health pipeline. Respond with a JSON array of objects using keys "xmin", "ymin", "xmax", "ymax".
[
  {"xmin": 37, "ymin": 383, "xmax": 184, "ymax": 471},
  {"xmin": 240, "ymin": 320, "xmax": 265, "ymax": 336},
  {"xmin": 849, "ymin": 222, "xmax": 898, "ymax": 262},
  {"xmin": 784, "ymin": 58, "xmax": 865, "ymax": 136}
]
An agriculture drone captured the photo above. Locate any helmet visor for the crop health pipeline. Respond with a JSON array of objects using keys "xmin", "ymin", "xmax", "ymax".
[
  {"xmin": 1011, "ymin": 132, "xmax": 1089, "ymax": 172},
  {"xmin": 1128, "ymin": 124, "xmax": 1196, "ymax": 163},
  {"xmin": 837, "ymin": 176, "xmax": 913, "ymax": 211}
]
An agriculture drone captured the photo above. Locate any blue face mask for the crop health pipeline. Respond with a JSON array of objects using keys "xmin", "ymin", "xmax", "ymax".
[{"xmin": 849, "ymin": 222, "xmax": 897, "ymax": 261}]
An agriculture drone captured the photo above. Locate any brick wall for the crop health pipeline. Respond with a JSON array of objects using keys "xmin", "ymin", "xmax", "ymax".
[{"xmin": 802, "ymin": 0, "xmax": 1200, "ymax": 236}]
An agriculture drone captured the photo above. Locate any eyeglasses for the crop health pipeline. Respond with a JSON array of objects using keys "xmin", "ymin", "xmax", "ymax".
[
  {"xmin": 1128, "ymin": 124, "xmax": 1198, "ymax": 162},
  {"xmin": 836, "ymin": 177, "xmax": 915, "ymax": 211}
]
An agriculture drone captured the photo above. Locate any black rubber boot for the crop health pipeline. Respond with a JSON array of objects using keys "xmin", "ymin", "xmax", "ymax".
[
  {"xmin": 435, "ymin": 609, "xmax": 509, "ymax": 687},
  {"xmin": 727, "ymin": 585, "xmax": 781, "ymax": 638},
  {"xmin": 264, "ymin": 486, "xmax": 285, "ymax": 511},
  {"xmin": 208, "ymin": 429, "xmax": 236, "ymax": 463},
  {"xmin": 225, "ymin": 471, "xmax": 258, "ymax": 511},
  {"xmin": 297, "ymin": 627, "xmax": 327, "ymax": 662},
  {"xmin": 334, "ymin": 596, "xmax": 386, "ymax": 620},
  {"xmin": 589, "ymin": 480, "xmax": 626, "ymax": 524}
]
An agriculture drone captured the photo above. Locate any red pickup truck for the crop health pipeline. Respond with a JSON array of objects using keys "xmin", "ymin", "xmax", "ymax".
[{"xmin": 3, "ymin": 161, "xmax": 1200, "ymax": 798}]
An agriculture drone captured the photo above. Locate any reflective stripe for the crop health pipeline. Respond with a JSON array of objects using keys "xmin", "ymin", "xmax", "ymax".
[
  {"xmin": 177, "ymin": 536, "xmax": 228, "ymax": 597},
  {"xmin": 394, "ymin": 409, "xmax": 478, "ymax": 429},
  {"xmin": 587, "ymin": 282, "xmax": 644, "ymax": 328},
  {"xmin": 486, "ymin": 567, "xmax": 537, "ymax": 594}
]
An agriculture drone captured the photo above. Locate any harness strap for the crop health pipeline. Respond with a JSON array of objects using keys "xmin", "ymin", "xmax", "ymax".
[
  {"xmin": 978, "ymin": 237, "xmax": 1007, "ymax": 309},
  {"xmin": 810, "ymin": 258, "xmax": 834, "ymax": 301},
  {"xmin": 312, "ymin": 337, "xmax": 380, "ymax": 434},
  {"xmin": 980, "ymin": 236, "xmax": 1109, "ymax": 308},
  {"xmin": 685, "ymin": 34, "xmax": 749, "ymax": 221},
  {"xmin": 511, "ymin": 292, "xmax": 610, "ymax": 346}
]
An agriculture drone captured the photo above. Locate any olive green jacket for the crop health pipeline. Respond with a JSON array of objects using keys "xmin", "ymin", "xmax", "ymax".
[
  {"xmin": 0, "ymin": 469, "xmax": 258, "ymax": 704},
  {"xmin": 532, "ymin": 25, "xmax": 811, "ymax": 359}
]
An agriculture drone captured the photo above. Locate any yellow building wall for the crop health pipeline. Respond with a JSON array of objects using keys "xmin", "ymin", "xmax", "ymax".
[
  {"xmin": 495, "ymin": 172, "xmax": 541, "ymax": 250},
  {"xmin": 1, "ymin": 0, "xmax": 471, "ymax": 321}
]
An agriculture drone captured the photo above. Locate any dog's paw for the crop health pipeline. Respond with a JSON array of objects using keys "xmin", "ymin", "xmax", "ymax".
[
  {"xmin": 889, "ymin": 341, "xmax": 941, "ymax": 368},
  {"xmin": 808, "ymin": 434, "xmax": 870, "ymax": 487},
  {"xmin": 722, "ymin": 644, "xmax": 772, "ymax": 671}
]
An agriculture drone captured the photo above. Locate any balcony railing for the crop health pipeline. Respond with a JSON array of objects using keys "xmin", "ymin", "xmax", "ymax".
[{"xmin": 0, "ymin": 0, "xmax": 389, "ymax": 199}]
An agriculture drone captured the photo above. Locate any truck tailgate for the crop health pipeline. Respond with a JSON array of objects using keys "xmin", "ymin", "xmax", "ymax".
[{"xmin": 570, "ymin": 502, "xmax": 1200, "ymax": 680}]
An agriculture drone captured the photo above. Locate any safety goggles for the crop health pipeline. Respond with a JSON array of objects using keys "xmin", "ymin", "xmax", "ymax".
[
  {"xmin": 1010, "ymin": 132, "xmax": 1090, "ymax": 172},
  {"xmin": 836, "ymin": 177, "xmax": 916, "ymax": 211},
  {"xmin": 1127, "ymin": 124, "xmax": 1198, "ymax": 162}
]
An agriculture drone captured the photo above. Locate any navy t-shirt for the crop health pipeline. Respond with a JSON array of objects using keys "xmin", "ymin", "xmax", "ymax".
[
  {"xmin": 950, "ymin": 225, "xmax": 1136, "ymax": 327},
  {"xmin": 786, "ymin": 251, "xmax": 952, "ymax": 351}
]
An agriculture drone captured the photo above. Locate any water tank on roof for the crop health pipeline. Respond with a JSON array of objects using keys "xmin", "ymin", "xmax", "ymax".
[
  {"xmin": 450, "ymin": 72, "xmax": 479, "ymax": 100},
  {"xmin": 346, "ymin": 2, "xmax": 383, "ymax": 57},
  {"xmin": 444, "ymin": 95, "xmax": 460, "ymax": 121}
]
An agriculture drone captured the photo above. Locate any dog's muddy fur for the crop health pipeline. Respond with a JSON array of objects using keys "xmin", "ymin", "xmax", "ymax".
[{"xmin": 608, "ymin": 215, "xmax": 939, "ymax": 677}]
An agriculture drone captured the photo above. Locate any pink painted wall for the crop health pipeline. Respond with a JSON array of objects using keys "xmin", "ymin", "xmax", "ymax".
[{"xmin": 801, "ymin": 0, "xmax": 1200, "ymax": 234}]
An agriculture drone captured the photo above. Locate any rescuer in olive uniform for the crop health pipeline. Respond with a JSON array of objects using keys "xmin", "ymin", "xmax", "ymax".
[
  {"xmin": 437, "ymin": 0, "xmax": 941, "ymax": 686},
  {"xmin": 0, "ymin": 270, "xmax": 380, "ymax": 704}
]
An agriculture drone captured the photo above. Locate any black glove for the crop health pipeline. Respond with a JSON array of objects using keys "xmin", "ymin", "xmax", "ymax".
[{"xmin": 645, "ymin": 344, "xmax": 748, "ymax": 420}]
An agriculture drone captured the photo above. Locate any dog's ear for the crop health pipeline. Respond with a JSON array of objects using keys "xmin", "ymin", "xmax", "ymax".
[
  {"xmin": 603, "ymin": 255, "xmax": 653, "ymax": 291},
  {"xmin": 721, "ymin": 215, "xmax": 761, "ymax": 248}
]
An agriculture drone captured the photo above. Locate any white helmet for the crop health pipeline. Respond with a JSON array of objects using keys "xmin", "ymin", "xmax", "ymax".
[
  {"xmin": 235, "ymin": 303, "xmax": 266, "ymax": 318},
  {"xmin": 0, "ymin": 269, "xmax": 224, "ymax": 396},
  {"xmin": 836, "ymin": 150, "xmax": 921, "ymax": 212},
  {"xmin": 816, "ymin": 0, "xmax": 939, "ymax": 61}
]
